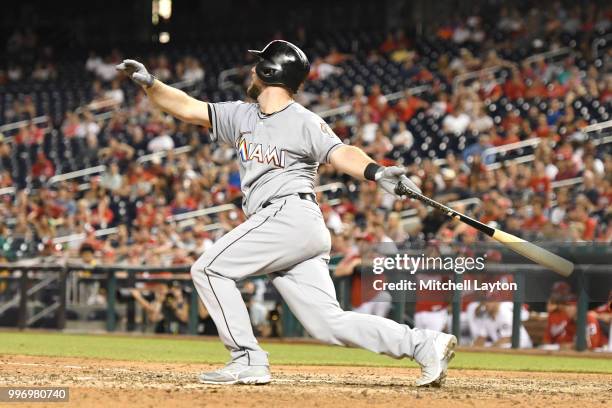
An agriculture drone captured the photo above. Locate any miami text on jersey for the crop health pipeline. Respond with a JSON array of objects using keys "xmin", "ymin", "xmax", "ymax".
[{"xmin": 237, "ymin": 137, "xmax": 287, "ymax": 168}]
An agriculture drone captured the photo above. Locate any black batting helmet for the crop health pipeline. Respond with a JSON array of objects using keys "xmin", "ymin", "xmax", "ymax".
[{"xmin": 248, "ymin": 40, "xmax": 310, "ymax": 93}]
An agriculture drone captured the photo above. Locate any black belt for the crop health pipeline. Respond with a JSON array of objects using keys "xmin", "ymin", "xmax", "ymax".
[{"xmin": 262, "ymin": 193, "xmax": 317, "ymax": 209}]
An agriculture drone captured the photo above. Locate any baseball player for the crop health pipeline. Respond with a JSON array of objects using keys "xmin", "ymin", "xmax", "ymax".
[{"xmin": 117, "ymin": 40, "xmax": 456, "ymax": 386}]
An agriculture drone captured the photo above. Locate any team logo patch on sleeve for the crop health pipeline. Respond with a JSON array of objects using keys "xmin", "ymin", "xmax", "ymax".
[{"xmin": 320, "ymin": 122, "xmax": 332, "ymax": 135}]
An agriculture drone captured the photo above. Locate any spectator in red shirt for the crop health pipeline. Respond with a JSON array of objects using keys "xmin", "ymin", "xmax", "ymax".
[
  {"xmin": 543, "ymin": 289, "xmax": 608, "ymax": 350},
  {"xmin": 99, "ymin": 137, "xmax": 135, "ymax": 163},
  {"xmin": 90, "ymin": 196, "xmax": 114, "ymax": 229},
  {"xmin": 61, "ymin": 112, "xmax": 81, "ymax": 139},
  {"xmin": 534, "ymin": 114, "xmax": 551, "ymax": 138},
  {"xmin": 492, "ymin": 124, "xmax": 521, "ymax": 146},
  {"xmin": 31, "ymin": 152, "xmax": 55, "ymax": 180},
  {"xmin": 395, "ymin": 96, "xmax": 426, "ymax": 122},
  {"xmin": 367, "ymin": 84, "xmax": 383, "ymax": 109},
  {"xmin": 563, "ymin": 296, "xmax": 608, "ymax": 350},
  {"xmin": 15, "ymin": 122, "xmax": 44, "ymax": 145},
  {"xmin": 543, "ymin": 296, "xmax": 575, "ymax": 346},
  {"xmin": 529, "ymin": 161, "xmax": 552, "ymax": 196},
  {"xmin": 525, "ymin": 78, "xmax": 548, "ymax": 99},
  {"xmin": 379, "ymin": 33, "xmax": 398, "ymax": 54},
  {"xmin": 568, "ymin": 204, "xmax": 597, "ymax": 241},
  {"xmin": 479, "ymin": 72, "xmax": 503, "ymax": 100},
  {"xmin": 522, "ymin": 199, "xmax": 548, "ymax": 230},
  {"xmin": 503, "ymin": 70, "xmax": 526, "ymax": 100},
  {"xmin": 170, "ymin": 191, "xmax": 197, "ymax": 215}
]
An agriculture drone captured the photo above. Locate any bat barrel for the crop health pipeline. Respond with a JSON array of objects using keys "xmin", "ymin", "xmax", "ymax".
[{"xmin": 396, "ymin": 180, "xmax": 574, "ymax": 276}]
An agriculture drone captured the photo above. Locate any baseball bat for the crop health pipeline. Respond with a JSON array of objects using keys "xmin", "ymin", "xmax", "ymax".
[{"xmin": 395, "ymin": 181, "xmax": 574, "ymax": 277}]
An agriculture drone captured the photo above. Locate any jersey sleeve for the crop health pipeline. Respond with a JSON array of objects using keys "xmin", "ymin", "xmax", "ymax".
[
  {"xmin": 303, "ymin": 116, "xmax": 344, "ymax": 164},
  {"xmin": 207, "ymin": 101, "xmax": 245, "ymax": 146}
]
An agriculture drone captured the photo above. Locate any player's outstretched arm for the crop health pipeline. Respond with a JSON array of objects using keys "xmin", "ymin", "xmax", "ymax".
[
  {"xmin": 329, "ymin": 145, "xmax": 375, "ymax": 180},
  {"xmin": 117, "ymin": 59, "xmax": 210, "ymax": 127},
  {"xmin": 329, "ymin": 144, "xmax": 421, "ymax": 196}
]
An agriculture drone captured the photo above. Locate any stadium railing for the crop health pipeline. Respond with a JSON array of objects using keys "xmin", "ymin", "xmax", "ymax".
[
  {"xmin": 0, "ymin": 257, "xmax": 608, "ymax": 351},
  {"xmin": 317, "ymin": 85, "xmax": 431, "ymax": 119},
  {"xmin": 49, "ymin": 181, "xmax": 347, "ymax": 244},
  {"xmin": 483, "ymin": 122, "xmax": 612, "ymax": 171},
  {"xmin": 452, "ymin": 65, "xmax": 507, "ymax": 93},
  {"xmin": 522, "ymin": 47, "xmax": 576, "ymax": 65},
  {"xmin": 452, "ymin": 47, "xmax": 575, "ymax": 93},
  {"xmin": 0, "ymin": 77, "xmax": 203, "ymax": 194},
  {"xmin": 0, "ymin": 115, "xmax": 50, "ymax": 141}
]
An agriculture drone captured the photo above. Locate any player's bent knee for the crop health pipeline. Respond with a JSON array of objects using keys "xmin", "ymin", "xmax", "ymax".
[{"xmin": 308, "ymin": 326, "xmax": 340, "ymax": 345}]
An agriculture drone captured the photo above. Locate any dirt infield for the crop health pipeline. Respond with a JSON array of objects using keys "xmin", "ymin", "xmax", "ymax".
[{"xmin": 1, "ymin": 354, "xmax": 610, "ymax": 408}]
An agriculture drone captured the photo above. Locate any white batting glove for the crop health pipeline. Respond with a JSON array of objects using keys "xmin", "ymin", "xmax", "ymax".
[
  {"xmin": 116, "ymin": 59, "xmax": 155, "ymax": 88},
  {"xmin": 375, "ymin": 166, "xmax": 422, "ymax": 197}
]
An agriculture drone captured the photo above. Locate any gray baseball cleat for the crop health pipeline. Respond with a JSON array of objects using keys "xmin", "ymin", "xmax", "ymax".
[
  {"xmin": 415, "ymin": 332, "xmax": 457, "ymax": 387},
  {"xmin": 198, "ymin": 363, "xmax": 271, "ymax": 385}
]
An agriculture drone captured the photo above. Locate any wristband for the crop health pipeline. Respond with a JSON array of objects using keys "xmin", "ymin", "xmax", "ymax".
[{"xmin": 364, "ymin": 163, "xmax": 382, "ymax": 181}]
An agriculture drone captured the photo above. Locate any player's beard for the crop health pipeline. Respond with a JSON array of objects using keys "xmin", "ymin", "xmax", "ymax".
[{"xmin": 247, "ymin": 81, "xmax": 262, "ymax": 100}]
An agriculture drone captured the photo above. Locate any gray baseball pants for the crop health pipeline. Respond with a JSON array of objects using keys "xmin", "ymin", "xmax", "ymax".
[{"xmin": 190, "ymin": 194, "xmax": 432, "ymax": 366}]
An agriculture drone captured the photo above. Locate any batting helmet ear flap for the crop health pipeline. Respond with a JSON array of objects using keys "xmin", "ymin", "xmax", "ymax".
[
  {"xmin": 248, "ymin": 40, "xmax": 310, "ymax": 93},
  {"xmin": 253, "ymin": 59, "xmax": 283, "ymax": 82}
]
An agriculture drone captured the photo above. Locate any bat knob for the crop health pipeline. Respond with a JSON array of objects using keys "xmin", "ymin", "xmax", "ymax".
[{"xmin": 394, "ymin": 182, "xmax": 405, "ymax": 196}]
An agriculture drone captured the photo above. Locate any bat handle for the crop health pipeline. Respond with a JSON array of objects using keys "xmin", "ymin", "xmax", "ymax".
[
  {"xmin": 395, "ymin": 181, "xmax": 410, "ymax": 197},
  {"xmin": 394, "ymin": 181, "xmax": 404, "ymax": 196}
]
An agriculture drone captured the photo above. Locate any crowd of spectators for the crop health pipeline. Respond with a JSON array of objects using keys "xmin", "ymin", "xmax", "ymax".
[{"xmin": 0, "ymin": 2, "xmax": 610, "ymax": 344}]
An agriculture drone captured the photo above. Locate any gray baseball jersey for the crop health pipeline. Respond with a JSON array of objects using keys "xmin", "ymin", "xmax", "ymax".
[
  {"xmin": 191, "ymin": 99, "xmax": 439, "ymax": 372},
  {"xmin": 208, "ymin": 101, "xmax": 343, "ymax": 216}
]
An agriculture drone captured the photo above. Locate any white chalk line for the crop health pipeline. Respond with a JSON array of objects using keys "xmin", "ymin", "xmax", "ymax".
[{"xmin": 3, "ymin": 361, "xmax": 132, "ymax": 373}]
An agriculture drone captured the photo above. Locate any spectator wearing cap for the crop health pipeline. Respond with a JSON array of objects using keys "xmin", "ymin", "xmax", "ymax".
[
  {"xmin": 542, "ymin": 281, "xmax": 608, "ymax": 350},
  {"xmin": 542, "ymin": 282, "xmax": 574, "ymax": 348},
  {"xmin": 562, "ymin": 294, "xmax": 608, "ymax": 350}
]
